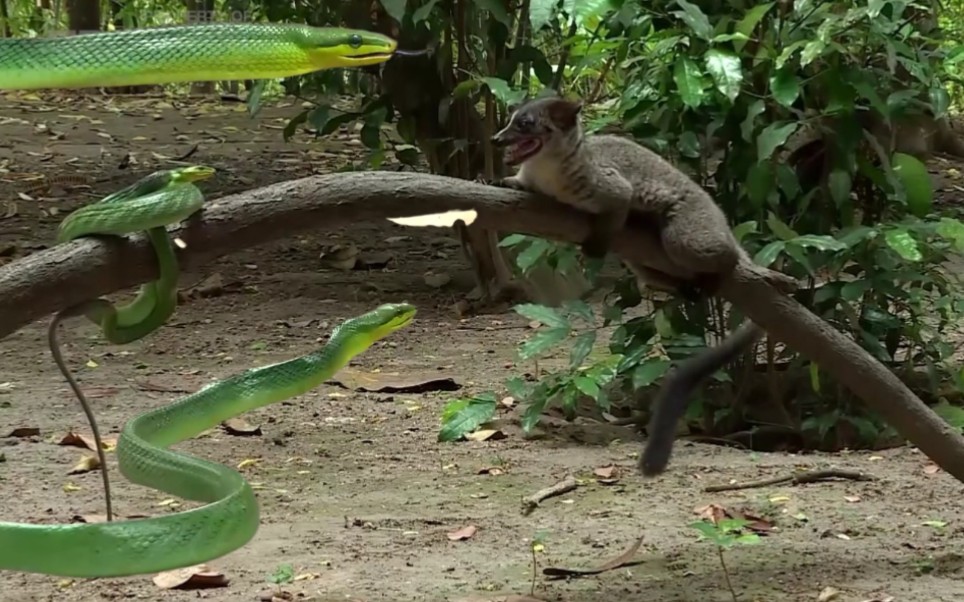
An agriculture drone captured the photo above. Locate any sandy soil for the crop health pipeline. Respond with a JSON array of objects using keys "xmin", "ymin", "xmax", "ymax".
[{"xmin": 1, "ymin": 93, "xmax": 964, "ymax": 602}]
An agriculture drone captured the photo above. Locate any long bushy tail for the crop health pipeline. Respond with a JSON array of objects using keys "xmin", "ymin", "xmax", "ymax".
[{"xmin": 638, "ymin": 320, "xmax": 762, "ymax": 476}]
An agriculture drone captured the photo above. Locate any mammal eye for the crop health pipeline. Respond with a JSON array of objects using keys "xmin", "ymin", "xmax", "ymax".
[
  {"xmin": 348, "ymin": 34, "xmax": 363, "ymax": 48},
  {"xmin": 517, "ymin": 115, "xmax": 533, "ymax": 129}
]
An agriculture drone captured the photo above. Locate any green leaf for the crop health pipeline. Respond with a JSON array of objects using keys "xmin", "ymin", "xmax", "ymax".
[
  {"xmin": 452, "ymin": 79, "xmax": 482, "ymax": 99},
  {"xmin": 499, "ymin": 233, "xmax": 529, "ymax": 247},
  {"xmin": 741, "ymin": 99, "xmax": 765, "ymax": 142},
  {"xmin": 396, "ymin": 114, "xmax": 417, "ymax": 143},
  {"xmin": 705, "ymin": 49, "xmax": 743, "ymax": 102},
  {"xmin": 574, "ymin": 376, "xmax": 600, "ymax": 400},
  {"xmin": 735, "ymin": 3, "xmax": 773, "ymax": 53},
  {"xmin": 789, "ymin": 234, "xmax": 847, "ymax": 252},
  {"xmin": 360, "ymin": 123, "xmax": 381, "ymax": 149},
  {"xmin": 318, "ymin": 111, "xmax": 356, "ymax": 136},
  {"xmin": 437, "ymin": 394, "xmax": 497, "ymax": 442},
  {"xmin": 529, "ymin": 0, "xmax": 557, "ymax": 32},
  {"xmin": 930, "ymin": 86, "xmax": 950, "ymax": 118},
  {"xmin": 766, "ymin": 211, "xmax": 799, "ymax": 240},
  {"xmin": 828, "ymin": 169, "xmax": 852, "ymax": 206},
  {"xmin": 519, "ymin": 327, "xmax": 570, "ymax": 361},
  {"xmin": 515, "ymin": 237, "xmax": 551, "ymax": 272},
  {"xmin": 513, "ymin": 303, "xmax": 568, "ymax": 328},
  {"xmin": 673, "ymin": 57, "xmax": 704, "ymax": 109},
  {"xmin": 937, "ymin": 217, "xmax": 964, "ymax": 251},
  {"xmin": 754, "ymin": 240, "xmax": 785, "ymax": 266},
  {"xmin": 413, "ymin": 0, "xmax": 441, "ymax": 22},
  {"xmin": 521, "ymin": 382, "xmax": 554, "ymax": 431},
  {"xmin": 677, "ymin": 131, "xmax": 700, "ymax": 158},
  {"xmin": 245, "ymin": 80, "xmax": 266, "ymax": 117},
  {"xmin": 756, "ymin": 122, "xmax": 798, "ymax": 162},
  {"xmin": 562, "ymin": 300, "xmax": 594, "ymax": 323},
  {"xmin": 569, "ymin": 330, "xmax": 596, "ymax": 367},
  {"xmin": 884, "ymin": 229, "xmax": 922, "ymax": 261},
  {"xmin": 480, "ymin": 76, "xmax": 524, "ymax": 106},
  {"xmin": 800, "ymin": 39, "xmax": 826, "ymax": 67},
  {"xmin": 769, "ymin": 68, "xmax": 800, "ymax": 107},
  {"xmin": 673, "ymin": 0, "xmax": 713, "ymax": 40},
  {"xmin": 381, "ymin": 0, "xmax": 408, "ymax": 23},
  {"xmin": 731, "ymin": 220, "xmax": 758, "ymax": 242},
  {"xmin": 562, "ymin": 0, "xmax": 610, "ymax": 24},
  {"xmin": 282, "ymin": 109, "xmax": 309, "ymax": 142},
  {"xmin": 474, "ymin": 0, "xmax": 512, "ymax": 26},
  {"xmin": 891, "ymin": 152, "xmax": 933, "ymax": 217},
  {"xmin": 745, "ymin": 162, "xmax": 773, "ymax": 208},
  {"xmin": 632, "ymin": 359, "xmax": 671, "ymax": 389}
]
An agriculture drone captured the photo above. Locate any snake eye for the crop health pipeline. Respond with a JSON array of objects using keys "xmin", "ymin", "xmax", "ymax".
[{"xmin": 348, "ymin": 34, "xmax": 363, "ymax": 48}]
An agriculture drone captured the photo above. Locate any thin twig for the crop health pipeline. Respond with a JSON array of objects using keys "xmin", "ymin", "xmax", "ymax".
[
  {"xmin": 49, "ymin": 309, "xmax": 113, "ymax": 521},
  {"xmin": 704, "ymin": 469, "xmax": 875, "ymax": 493},
  {"xmin": 521, "ymin": 475, "xmax": 578, "ymax": 515}
]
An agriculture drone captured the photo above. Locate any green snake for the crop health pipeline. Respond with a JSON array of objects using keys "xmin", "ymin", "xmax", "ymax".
[
  {"xmin": 1, "ymin": 298, "xmax": 415, "ymax": 577},
  {"xmin": 0, "ymin": 23, "xmax": 413, "ymax": 577},
  {"xmin": 0, "ymin": 22, "xmax": 398, "ymax": 89},
  {"xmin": 0, "ymin": 169, "xmax": 416, "ymax": 576}
]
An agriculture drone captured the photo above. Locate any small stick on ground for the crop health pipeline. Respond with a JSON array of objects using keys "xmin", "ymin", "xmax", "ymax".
[
  {"xmin": 521, "ymin": 476, "xmax": 578, "ymax": 515},
  {"xmin": 704, "ymin": 469, "xmax": 875, "ymax": 493}
]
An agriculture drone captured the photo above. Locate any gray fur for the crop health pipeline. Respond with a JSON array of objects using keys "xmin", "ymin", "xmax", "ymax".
[{"xmin": 491, "ymin": 95, "xmax": 763, "ymax": 476}]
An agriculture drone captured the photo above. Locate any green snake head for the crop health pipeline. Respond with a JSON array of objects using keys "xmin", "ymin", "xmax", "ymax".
[
  {"xmin": 56, "ymin": 165, "xmax": 216, "ymax": 243},
  {"xmin": 329, "ymin": 302, "xmax": 416, "ymax": 357},
  {"xmin": 299, "ymin": 29, "xmax": 398, "ymax": 69},
  {"xmin": 171, "ymin": 165, "xmax": 217, "ymax": 184}
]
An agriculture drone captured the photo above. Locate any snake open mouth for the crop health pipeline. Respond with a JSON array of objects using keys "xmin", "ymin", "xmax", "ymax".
[
  {"xmin": 505, "ymin": 137, "xmax": 543, "ymax": 166},
  {"xmin": 347, "ymin": 52, "xmax": 394, "ymax": 61}
]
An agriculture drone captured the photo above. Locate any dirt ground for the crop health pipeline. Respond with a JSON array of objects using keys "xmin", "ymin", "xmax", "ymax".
[{"xmin": 2, "ymin": 92, "xmax": 964, "ymax": 602}]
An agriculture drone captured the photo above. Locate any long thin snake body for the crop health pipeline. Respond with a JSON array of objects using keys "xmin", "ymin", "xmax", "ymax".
[{"xmin": 0, "ymin": 25, "xmax": 410, "ymax": 578}]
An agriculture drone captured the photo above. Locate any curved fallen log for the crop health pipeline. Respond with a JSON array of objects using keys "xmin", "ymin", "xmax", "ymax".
[{"xmin": 1, "ymin": 171, "xmax": 963, "ymax": 481}]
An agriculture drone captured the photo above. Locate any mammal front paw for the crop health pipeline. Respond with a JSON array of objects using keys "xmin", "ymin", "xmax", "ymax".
[{"xmin": 492, "ymin": 176, "xmax": 527, "ymax": 191}]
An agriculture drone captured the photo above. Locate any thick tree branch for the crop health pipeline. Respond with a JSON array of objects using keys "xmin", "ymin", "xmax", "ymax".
[{"xmin": 2, "ymin": 172, "xmax": 963, "ymax": 481}]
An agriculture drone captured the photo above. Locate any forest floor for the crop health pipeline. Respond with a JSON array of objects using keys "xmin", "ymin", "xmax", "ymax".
[{"xmin": 2, "ymin": 92, "xmax": 964, "ymax": 602}]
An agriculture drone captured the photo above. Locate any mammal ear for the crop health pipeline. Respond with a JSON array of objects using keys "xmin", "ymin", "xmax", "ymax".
[{"xmin": 547, "ymin": 98, "xmax": 583, "ymax": 129}]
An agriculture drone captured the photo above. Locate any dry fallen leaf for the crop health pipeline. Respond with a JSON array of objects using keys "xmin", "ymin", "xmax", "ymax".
[
  {"xmin": 543, "ymin": 535, "xmax": 645, "ymax": 579},
  {"xmin": 818, "ymin": 586, "xmax": 841, "ymax": 601},
  {"xmin": 7, "ymin": 426, "xmax": 40, "ymax": 438},
  {"xmin": 447, "ymin": 525, "xmax": 478, "ymax": 541},
  {"xmin": 152, "ymin": 564, "xmax": 229, "ymax": 590},
  {"xmin": 59, "ymin": 431, "xmax": 117, "ymax": 452},
  {"xmin": 843, "ymin": 495, "xmax": 861, "ymax": 503},
  {"xmin": 923, "ymin": 463, "xmax": 941, "ymax": 475},
  {"xmin": 465, "ymin": 429, "xmax": 506, "ymax": 442},
  {"xmin": 68, "ymin": 455, "xmax": 100, "ymax": 475},
  {"xmin": 237, "ymin": 458, "xmax": 260, "ymax": 470},
  {"xmin": 221, "ymin": 418, "xmax": 262, "ymax": 437},
  {"xmin": 593, "ymin": 465, "xmax": 617, "ymax": 479},
  {"xmin": 736, "ymin": 511, "xmax": 774, "ymax": 534},
  {"xmin": 694, "ymin": 503, "xmax": 730, "ymax": 524},
  {"xmin": 478, "ymin": 466, "xmax": 505, "ymax": 476}
]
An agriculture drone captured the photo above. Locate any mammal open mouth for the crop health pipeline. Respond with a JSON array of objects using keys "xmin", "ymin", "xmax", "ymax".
[{"xmin": 505, "ymin": 138, "xmax": 542, "ymax": 165}]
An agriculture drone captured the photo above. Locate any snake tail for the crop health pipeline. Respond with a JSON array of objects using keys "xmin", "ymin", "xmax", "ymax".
[
  {"xmin": 0, "ymin": 302, "xmax": 416, "ymax": 578},
  {"xmin": 0, "ymin": 23, "xmax": 397, "ymax": 90},
  {"xmin": 48, "ymin": 310, "xmax": 116, "ymax": 521}
]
